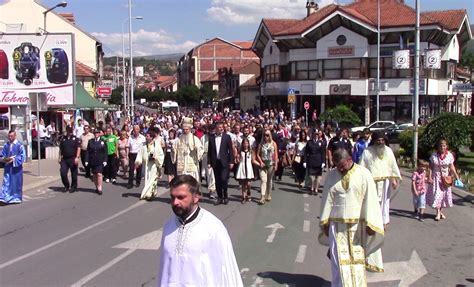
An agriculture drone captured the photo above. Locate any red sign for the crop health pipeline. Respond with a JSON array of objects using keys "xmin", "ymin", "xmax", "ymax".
[
  {"xmin": 97, "ymin": 87, "xmax": 112, "ymax": 96},
  {"xmin": 304, "ymin": 101, "xmax": 310, "ymax": 110}
]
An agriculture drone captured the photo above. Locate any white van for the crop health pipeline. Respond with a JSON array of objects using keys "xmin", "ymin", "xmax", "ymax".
[{"xmin": 159, "ymin": 101, "xmax": 180, "ymax": 113}]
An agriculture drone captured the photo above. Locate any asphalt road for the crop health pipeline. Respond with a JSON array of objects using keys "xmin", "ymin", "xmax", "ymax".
[{"xmin": 0, "ymin": 168, "xmax": 473, "ymax": 287}]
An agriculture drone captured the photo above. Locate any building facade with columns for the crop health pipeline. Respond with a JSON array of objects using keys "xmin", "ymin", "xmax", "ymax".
[{"xmin": 252, "ymin": 0, "xmax": 472, "ymax": 123}]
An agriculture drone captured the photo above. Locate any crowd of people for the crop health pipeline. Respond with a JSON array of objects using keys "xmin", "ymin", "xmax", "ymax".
[{"xmin": 0, "ymin": 107, "xmax": 465, "ymax": 286}]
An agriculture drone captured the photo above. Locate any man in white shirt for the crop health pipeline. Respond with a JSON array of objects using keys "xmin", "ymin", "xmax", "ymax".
[
  {"xmin": 127, "ymin": 124, "xmax": 146, "ymax": 188},
  {"xmin": 74, "ymin": 119, "xmax": 85, "ymax": 138},
  {"xmin": 159, "ymin": 174, "xmax": 243, "ymax": 286},
  {"xmin": 46, "ymin": 122, "xmax": 56, "ymax": 141},
  {"xmin": 37, "ymin": 120, "xmax": 48, "ymax": 139}
]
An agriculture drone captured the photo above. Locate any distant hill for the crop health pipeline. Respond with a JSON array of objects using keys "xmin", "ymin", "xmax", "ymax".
[{"xmin": 103, "ymin": 53, "xmax": 183, "ymax": 65}]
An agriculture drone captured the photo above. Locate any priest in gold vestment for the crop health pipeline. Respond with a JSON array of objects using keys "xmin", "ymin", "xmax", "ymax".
[
  {"xmin": 319, "ymin": 148, "xmax": 384, "ymax": 287},
  {"xmin": 172, "ymin": 117, "xmax": 204, "ymax": 181}
]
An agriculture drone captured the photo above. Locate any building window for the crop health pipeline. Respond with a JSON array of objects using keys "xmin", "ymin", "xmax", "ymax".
[
  {"xmin": 342, "ymin": 58, "xmax": 363, "ymax": 78},
  {"xmin": 290, "ymin": 60, "xmax": 319, "ymax": 80},
  {"xmin": 323, "ymin": 59, "xmax": 342, "ymax": 79},
  {"xmin": 264, "ymin": 64, "xmax": 280, "ymax": 82},
  {"xmin": 369, "ymin": 57, "xmax": 413, "ymax": 79}
]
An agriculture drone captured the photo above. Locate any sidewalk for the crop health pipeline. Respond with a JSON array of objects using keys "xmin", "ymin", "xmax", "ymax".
[{"xmin": 22, "ymin": 159, "xmax": 61, "ymax": 192}]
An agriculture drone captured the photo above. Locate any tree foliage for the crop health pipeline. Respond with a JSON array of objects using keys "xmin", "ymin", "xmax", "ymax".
[
  {"xmin": 319, "ymin": 105, "xmax": 362, "ymax": 128},
  {"xmin": 419, "ymin": 113, "xmax": 473, "ymax": 158},
  {"xmin": 460, "ymin": 47, "xmax": 474, "ymax": 70}
]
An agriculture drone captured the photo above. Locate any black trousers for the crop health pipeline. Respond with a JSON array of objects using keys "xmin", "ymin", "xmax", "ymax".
[
  {"xmin": 60, "ymin": 158, "xmax": 78, "ymax": 188},
  {"xmin": 104, "ymin": 154, "xmax": 118, "ymax": 180},
  {"xmin": 80, "ymin": 150, "xmax": 90, "ymax": 177},
  {"xmin": 128, "ymin": 153, "xmax": 142, "ymax": 185},
  {"xmin": 213, "ymin": 160, "xmax": 230, "ymax": 199}
]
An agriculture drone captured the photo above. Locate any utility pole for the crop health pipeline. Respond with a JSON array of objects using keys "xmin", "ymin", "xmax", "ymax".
[{"xmin": 413, "ymin": 0, "xmax": 420, "ymax": 165}]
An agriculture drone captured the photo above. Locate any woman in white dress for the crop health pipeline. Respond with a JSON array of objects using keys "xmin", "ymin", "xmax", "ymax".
[
  {"xmin": 135, "ymin": 130, "xmax": 164, "ymax": 200},
  {"xmin": 236, "ymin": 138, "xmax": 254, "ymax": 203}
]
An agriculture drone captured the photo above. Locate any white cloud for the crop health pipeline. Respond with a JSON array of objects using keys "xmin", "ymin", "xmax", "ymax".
[
  {"xmin": 206, "ymin": 0, "xmax": 338, "ymax": 25},
  {"xmin": 91, "ymin": 29, "xmax": 198, "ymax": 57},
  {"xmin": 207, "ymin": 0, "xmax": 308, "ymax": 25}
]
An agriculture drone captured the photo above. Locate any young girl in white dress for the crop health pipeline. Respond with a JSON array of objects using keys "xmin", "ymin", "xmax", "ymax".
[{"xmin": 236, "ymin": 138, "xmax": 254, "ymax": 203}]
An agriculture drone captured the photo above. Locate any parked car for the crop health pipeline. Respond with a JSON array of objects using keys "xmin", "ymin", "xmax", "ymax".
[
  {"xmin": 385, "ymin": 123, "xmax": 413, "ymax": 142},
  {"xmin": 350, "ymin": 120, "xmax": 395, "ymax": 133}
]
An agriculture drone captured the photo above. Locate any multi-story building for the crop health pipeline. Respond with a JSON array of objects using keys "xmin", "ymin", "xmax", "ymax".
[
  {"xmin": 177, "ymin": 38, "xmax": 260, "ymax": 90},
  {"xmin": 217, "ymin": 61, "xmax": 260, "ymax": 111},
  {"xmin": 252, "ymin": 0, "xmax": 472, "ymax": 123}
]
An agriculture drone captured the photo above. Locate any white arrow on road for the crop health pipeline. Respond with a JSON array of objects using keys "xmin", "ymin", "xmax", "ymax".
[
  {"xmin": 71, "ymin": 229, "xmax": 162, "ymax": 287},
  {"xmin": 367, "ymin": 250, "xmax": 427, "ymax": 286},
  {"xmin": 265, "ymin": 223, "xmax": 285, "ymax": 243}
]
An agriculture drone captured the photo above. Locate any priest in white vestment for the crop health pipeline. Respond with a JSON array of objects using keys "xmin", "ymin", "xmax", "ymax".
[
  {"xmin": 135, "ymin": 130, "xmax": 164, "ymax": 200},
  {"xmin": 319, "ymin": 148, "xmax": 384, "ymax": 287},
  {"xmin": 172, "ymin": 117, "xmax": 204, "ymax": 181},
  {"xmin": 158, "ymin": 174, "xmax": 243, "ymax": 287},
  {"xmin": 359, "ymin": 132, "xmax": 401, "ymax": 227}
]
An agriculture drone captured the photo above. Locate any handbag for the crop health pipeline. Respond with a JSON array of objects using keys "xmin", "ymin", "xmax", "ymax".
[{"xmin": 438, "ymin": 155, "xmax": 453, "ymax": 187}]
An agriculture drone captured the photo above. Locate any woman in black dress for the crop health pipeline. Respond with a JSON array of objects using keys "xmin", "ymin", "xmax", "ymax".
[
  {"xmin": 163, "ymin": 129, "xmax": 177, "ymax": 182},
  {"xmin": 305, "ymin": 129, "xmax": 326, "ymax": 195}
]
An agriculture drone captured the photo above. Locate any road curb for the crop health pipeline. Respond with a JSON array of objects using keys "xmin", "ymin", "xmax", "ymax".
[
  {"xmin": 24, "ymin": 176, "xmax": 60, "ymax": 192},
  {"xmin": 400, "ymin": 169, "xmax": 473, "ymax": 204}
]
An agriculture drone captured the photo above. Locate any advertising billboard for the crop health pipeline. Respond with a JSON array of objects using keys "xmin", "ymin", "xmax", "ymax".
[{"xmin": 0, "ymin": 33, "xmax": 75, "ymax": 106}]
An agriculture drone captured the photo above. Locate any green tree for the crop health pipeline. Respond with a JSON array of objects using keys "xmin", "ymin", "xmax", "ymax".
[
  {"xmin": 460, "ymin": 46, "xmax": 474, "ymax": 70},
  {"xmin": 109, "ymin": 87, "xmax": 124, "ymax": 105},
  {"xmin": 419, "ymin": 113, "xmax": 473, "ymax": 158},
  {"xmin": 175, "ymin": 85, "xmax": 200, "ymax": 108},
  {"xmin": 319, "ymin": 105, "xmax": 362, "ymax": 128}
]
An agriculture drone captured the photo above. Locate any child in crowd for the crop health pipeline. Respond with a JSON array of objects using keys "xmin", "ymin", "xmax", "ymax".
[
  {"xmin": 412, "ymin": 159, "xmax": 430, "ymax": 221},
  {"xmin": 236, "ymin": 138, "xmax": 254, "ymax": 203}
]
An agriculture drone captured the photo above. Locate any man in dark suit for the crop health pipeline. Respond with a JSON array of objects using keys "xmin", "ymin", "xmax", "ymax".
[{"xmin": 207, "ymin": 122, "xmax": 234, "ymax": 205}]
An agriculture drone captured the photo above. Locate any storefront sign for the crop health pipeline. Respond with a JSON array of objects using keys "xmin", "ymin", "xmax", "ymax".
[
  {"xmin": 393, "ymin": 49, "xmax": 410, "ymax": 69},
  {"xmin": 328, "ymin": 46, "xmax": 354, "ymax": 57},
  {"xmin": 329, "ymin": 84, "xmax": 351, "ymax": 95},
  {"xmin": 0, "ymin": 33, "xmax": 75, "ymax": 106}
]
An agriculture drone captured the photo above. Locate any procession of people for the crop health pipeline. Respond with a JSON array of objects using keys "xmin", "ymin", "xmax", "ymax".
[{"xmin": 0, "ymin": 106, "xmax": 466, "ymax": 286}]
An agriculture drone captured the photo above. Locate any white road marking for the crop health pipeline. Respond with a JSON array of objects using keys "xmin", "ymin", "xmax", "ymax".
[
  {"xmin": 295, "ymin": 245, "xmax": 307, "ymax": 263},
  {"xmin": 303, "ymin": 193, "xmax": 309, "ymax": 198},
  {"xmin": 250, "ymin": 276, "xmax": 263, "ymax": 287},
  {"xmin": 0, "ymin": 200, "xmax": 146, "ymax": 270},
  {"xmin": 265, "ymin": 223, "xmax": 285, "ymax": 243},
  {"xmin": 71, "ymin": 249, "xmax": 135, "ymax": 287},
  {"xmin": 367, "ymin": 250, "xmax": 428, "ymax": 286},
  {"xmin": 304, "ymin": 203, "xmax": 310, "ymax": 212},
  {"xmin": 303, "ymin": 220, "xmax": 310, "ymax": 232},
  {"xmin": 71, "ymin": 229, "xmax": 163, "ymax": 286}
]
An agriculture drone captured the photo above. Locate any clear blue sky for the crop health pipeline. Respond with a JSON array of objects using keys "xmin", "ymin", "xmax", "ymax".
[{"xmin": 33, "ymin": 0, "xmax": 474, "ymax": 56}]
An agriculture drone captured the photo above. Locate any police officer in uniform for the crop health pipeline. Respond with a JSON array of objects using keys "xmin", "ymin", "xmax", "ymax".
[
  {"xmin": 327, "ymin": 128, "xmax": 352, "ymax": 168},
  {"xmin": 85, "ymin": 128, "xmax": 108, "ymax": 195},
  {"xmin": 58, "ymin": 126, "xmax": 81, "ymax": 192}
]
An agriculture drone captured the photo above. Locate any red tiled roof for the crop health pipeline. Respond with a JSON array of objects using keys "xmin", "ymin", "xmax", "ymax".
[
  {"xmin": 267, "ymin": 0, "xmax": 468, "ymax": 37},
  {"xmin": 263, "ymin": 19, "xmax": 301, "ymax": 35},
  {"xmin": 232, "ymin": 41, "xmax": 253, "ymax": 49},
  {"xmin": 201, "ymin": 72, "xmax": 219, "ymax": 82},
  {"xmin": 275, "ymin": 4, "xmax": 339, "ymax": 36},
  {"xmin": 422, "ymin": 10, "xmax": 467, "ymax": 31},
  {"xmin": 241, "ymin": 75, "xmax": 258, "ymax": 87},
  {"xmin": 59, "ymin": 13, "xmax": 75, "ymax": 25},
  {"xmin": 75, "ymin": 61, "xmax": 97, "ymax": 78},
  {"xmin": 232, "ymin": 61, "xmax": 260, "ymax": 75}
]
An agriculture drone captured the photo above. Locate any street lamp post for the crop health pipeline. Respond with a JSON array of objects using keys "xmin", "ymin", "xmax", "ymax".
[
  {"xmin": 122, "ymin": 16, "xmax": 142, "ymax": 118},
  {"xmin": 376, "ymin": 0, "xmax": 381, "ymax": 121},
  {"xmin": 412, "ymin": 0, "xmax": 421, "ymax": 165},
  {"xmin": 43, "ymin": 1, "xmax": 67, "ymax": 32}
]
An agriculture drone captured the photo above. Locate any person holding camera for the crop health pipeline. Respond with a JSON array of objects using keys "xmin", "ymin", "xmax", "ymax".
[{"xmin": 135, "ymin": 130, "xmax": 164, "ymax": 200}]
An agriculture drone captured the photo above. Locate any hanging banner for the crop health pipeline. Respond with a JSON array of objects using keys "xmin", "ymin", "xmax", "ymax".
[
  {"xmin": 0, "ymin": 33, "xmax": 75, "ymax": 106},
  {"xmin": 424, "ymin": 49, "xmax": 442, "ymax": 69},
  {"xmin": 393, "ymin": 49, "xmax": 410, "ymax": 69}
]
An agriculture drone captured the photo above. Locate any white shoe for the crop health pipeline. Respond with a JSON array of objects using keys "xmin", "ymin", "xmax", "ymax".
[
  {"xmin": 105, "ymin": 179, "xmax": 110, "ymax": 183},
  {"xmin": 112, "ymin": 179, "xmax": 116, "ymax": 183}
]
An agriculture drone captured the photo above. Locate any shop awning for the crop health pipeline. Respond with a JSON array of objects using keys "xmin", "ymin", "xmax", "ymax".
[{"xmin": 74, "ymin": 83, "xmax": 114, "ymax": 110}]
